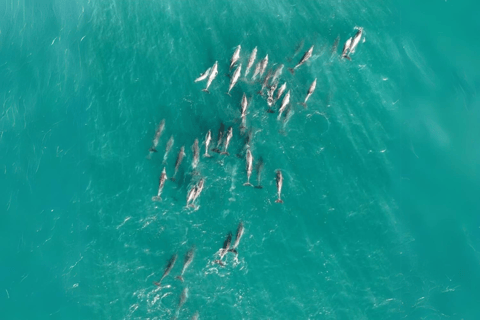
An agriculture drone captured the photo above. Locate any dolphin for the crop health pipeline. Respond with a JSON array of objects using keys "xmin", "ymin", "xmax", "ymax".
[
  {"xmin": 258, "ymin": 70, "xmax": 273, "ymax": 95},
  {"xmin": 191, "ymin": 311, "xmax": 199, "ymax": 320},
  {"xmin": 149, "ymin": 119, "xmax": 165, "ymax": 153},
  {"xmin": 186, "ymin": 184, "xmax": 197, "ymax": 207},
  {"xmin": 289, "ymin": 45, "xmax": 313, "ymax": 74},
  {"xmin": 243, "ymin": 149, "xmax": 254, "ymax": 186},
  {"xmin": 349, "ymin": 27, "xmax": 363, "ymax": 54},
  {"xmin": 203, "ymin": 61, "xmax": 218, "ymax": 93},
  {"xmin": 194, "ymin": 67, "xmax": 211, "ymax": 82},
  {"xmin": 258, "ymin": 54, "xmax": 269, "ymax": 78},
  {"xmin": 191, "ymin": 139, "xmax": 200, "ymax": 170},
  {"xmin": 172, "ymin": 287, "xmax": 189, "ymax": 320},
  {"xmin": 214, "ymin": 232, "xmax": 232, "ymax": 266},
  {"xmin": 192, "ymin": 178, "xmax": 205, "ymax": 204},
  {"xmin": 176, "ymin": 246, "xmax": 195, "ymax": 282},
  {"xmin": 212, "ymin": 123, "xmax": 225, "ymax": 153},
  {"xmin": 228, "ymin": 222, "xmax": 244, "ymax": 255},
  {"xmin": 221, "ymin": 127, "xmax": 233, "ymax": 155},
  {"xmin": 227, "ymin": 63, "xmax": 242, "ymax": 96},
  {"xmin": 341, "ymin": 37, "xmax": 352, "ymax": 60},
  {"xmin": 267, "ymin": 82, "xmax": 278, "ymax": 108},
  {"xmin": 254, "ymin": 157, "xmax": 264, "ymax": 189},
  {"xmin": 271, "ymin": 64, "xmax": 284, "ymax": 86},
  {"xmin": 302, "ymin": 78, "xmax": 317, "ymax": 107},
  {"xmin": 275, "ymin": 170, "xmax": 284, "ymax": 203},
  {"xmin": 152, "ymin": 167, "xmax": 168, "ymax": 201},
  {"xmin": 331, "ymin": 35, "xmax": 340, "ymax": 56},
  {"xmin": 275, "ymin": 83, "xmax": 287, "ymax": 104},
  {"xmin": 241, "ymin": 93, "xmax": 248, "ymax": 118},
  {"xmin": 245, "ymin": 47, "xmax": 257, "ymax": 77},
  {"xmin": 163, "ymin": 135, "xmax": 175, "ymax": 164},
  {"xmin": 171, "ymin": 146, "xmax": 185, "ymax": 181},
  {"xmin": 230, "ymin": 45, "xmax": 241, "ymax": 69},
  {"xmin": 251, "ymin": 60, "xmax": 262, "ymax": 81},
  {"xmin": 204, "ymin": 130, "xmax": 212, "ymax": 157},
  {"xmin": 277, "ymin": 90, "xmax": 291, "ymax": 120},
  {"xmin": 153, "ymin": 254, "xmax": 177, "ymax": 287}
]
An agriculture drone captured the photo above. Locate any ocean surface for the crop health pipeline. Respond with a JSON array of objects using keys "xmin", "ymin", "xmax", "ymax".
[{"xmin": 1, "ymin": 0, "xmax": 480, "ymax": 319}]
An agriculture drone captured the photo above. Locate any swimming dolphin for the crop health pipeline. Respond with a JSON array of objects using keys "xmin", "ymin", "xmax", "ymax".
[
  {"xmin": 258, "ymin": 54, "xmax": 269, "ymax": 78},
  {"xmin": 153, "ymin": 254, "xmax": 177, "ymax": 287},
  {"xmin": 221, "ymin": 127, "xmax": 233, "ymax": 155},
  {"xmin": 341, "ymin": 37, "xmax": 352, "ymax": 60},
  {"xmin": 275, "ymin": 170, "xmax": 284, "ymax": 203},
  {"xmin": 228, "ymin": 222, "xmax": 244, "ymax": 255},
  {"xmin": 191, "ymin": 139, "xmax": 200, "ymax": 170},
  {"xmin": 230, "ymin": 45, "xmax": 241, "ymax": 69},
  {"xmin": 275, "ymin": 83, "xmax": 287, "ymax": 104},
  {"xmin": 192, "ymin": 178, "xmax": 205, "ymax": 204},
  {"xmin": 243, "ymin": 149, "xmax": 254, "ymax": 186},
  {"xmin": 212, "ymin": 123, "xmax": 225, "ymax": 153},
  {"xmin": 194, "ymin": 67, "xmax": 211, "ymax": 82},
  {"xmin": 203, "ymin": 61, "xmax": 218, "ymax": 93},
  {"xmin": 277, "ymin": 90, "xmax": 291, "ymax": 120},
  {"xmin": 271, "ymin": 64, "xmax": 284, "ymax": 85},
  {"xmin": 171, "ymin": 146, "xmax": 185, "ymax": 181},
  {"xmin": 289, "ymin": 45, "xmax": 313, "ymax": 74},
  {"xmin": 331, "ymin": 36, "xmax": 340, "ymax": 56},
  {"xmin": 227, "ymin": 63, "xmax": 242, "ymax": 96},
  {"xmin": 302, "ymin": 78, "xmax": 317, "ymax": 107},
  {"xmin": 163, "ymin": 135, "xmax": 175, "ymax": 164},
  {"xmin": 254, "ymin": 157, "xmax": 264, "ymax": 189},
  {"xmin": 241, "ymin": 93, "xmax": 248, "ymax": 118},
  {"xmin": 186, "ymin": 184, "xmax": 197, "ymax": 207},
  {"xmin": 251, "ymin": 60, "xmax": 262, "ymax": 80},
  {"xmin": 149, "ymin": 119, "xmax": 165, "ymax": 153},
  {"xmin": 349, "ymin": 27, "xmax": 363, "ymax": 54},
  {"xmin": 152, "ymin": 167, "xmax": 168, "ymax": 201},
  {"xmin": 176, "ymin": 246, "xmax": 195, "ymax": 282},
  {"xmin": 172, "ymin": 287, "xmax": 189, "ymax": 320},
  {"xmin": 259, "ymin": 70, "xmax": 273, "ymax": 95},
  {"xmin": 204, "ymin": 130, "xmax": 212, "ymax": 157},
  {"xmin": 214, "ymin": 232, "xmax": 232, "ymax": 266},
  {"xmin": 267, "ymin": 82, "xmax": 278, "ymax": 108},
  {"xmin": 245, "ymin": 47, "xmax": 257, "ymax": 77}
]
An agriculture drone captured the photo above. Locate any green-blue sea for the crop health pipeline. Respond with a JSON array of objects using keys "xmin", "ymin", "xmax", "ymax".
[{"xmin": 1, "ymin": 0, "xmax": 480, "ymax": 319}]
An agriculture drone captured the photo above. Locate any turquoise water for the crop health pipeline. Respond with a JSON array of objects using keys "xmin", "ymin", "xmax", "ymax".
[{"xmin": 1, "ymin": 0, "xmax": 480, "ymax": 319}]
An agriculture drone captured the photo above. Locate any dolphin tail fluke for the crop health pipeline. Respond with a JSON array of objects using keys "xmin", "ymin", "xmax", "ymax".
[
  {"xmin": 342, "ymin": 55, "xmax": 351, "ymax": 61},
  {"xmin": 220, "ymin": 152, "xmax": 230, "ymax": 156},
  {"xmin": 175, "ymin": 276, "xmax": 184, "ymax": 282},
  {"xmin": 267, "ymin": 109, "xmax": 275, "ymax": 114},
  {"xmin": 288, "ymin": 68, "xmax": 295, "ymax": 75},
  {"xmin": 243, "ymin": 182, "xmax": 253, "ymax": 187},
  {"xmin": 226, "ymin": 91, "xmax": 232, "ymax": 96},
  {"xmin": 299, "ymin": 102, "xmax": 307, "ymax": 108},
  {"xmin": 149, "ymin": 147, "xmax": 157, "ymax": 153},
  {"xmin": 153, "ymin": 281, "xmax": 162, "ymax": 287},
  {"xmin": 228, "ymin": 248, "xmax": 238, "ymax": 255},
  {"xmin": 211, "ymin": 148, "xmax": 220, "ymax": 153},
  {"xmin": 152, "ymin": 196, "xmax": 162, "ymax": 202},
  {"xmin": 254, "ymin": 185, "xmax": 263, "ymax": 189},
  {"xmin": 204, "ymin": 153, "xmax": 212, "ymax": 158},
  {"xmin": 170, "ymin": 177, "xmax": 176, "ymax": 182},
  {"xmin": 202, "ymin": 89, "xmax": 210, "ymax": 94},
  {"xmin": 275, "ymin": 198, "xmax": 284, "ymax": 203}
]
